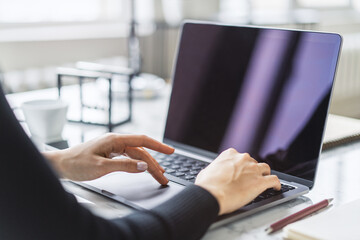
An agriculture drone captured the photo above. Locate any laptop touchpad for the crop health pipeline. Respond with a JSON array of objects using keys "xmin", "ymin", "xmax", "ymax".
[{"xmin": 82, "ymin": 172, "xmax": 184, "ymax": 209}]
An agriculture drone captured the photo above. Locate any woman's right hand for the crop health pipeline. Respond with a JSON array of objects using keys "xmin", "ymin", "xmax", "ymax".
[{"xmin": 195, "ymin": 148, "xmax": 281, "ymax": 215}]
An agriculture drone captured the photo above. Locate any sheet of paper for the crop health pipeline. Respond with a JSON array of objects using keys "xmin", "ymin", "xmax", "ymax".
[{"xmin": 283, "ymin": 199, "xmax": 360, "ymax": 240}]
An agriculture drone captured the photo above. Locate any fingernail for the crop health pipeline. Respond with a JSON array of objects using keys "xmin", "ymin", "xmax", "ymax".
[{"xmin": 137, "ymin": 162, "xmax": 148, "ymax": 171}]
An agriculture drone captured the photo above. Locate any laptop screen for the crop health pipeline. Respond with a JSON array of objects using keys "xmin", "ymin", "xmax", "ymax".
[{"xmin": 164, "ymin": 22, "xmax": 342, "ymax": 181}]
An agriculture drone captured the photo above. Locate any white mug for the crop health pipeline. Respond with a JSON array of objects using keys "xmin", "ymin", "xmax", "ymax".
[{"xmin": 21, "ymin": 99, "xmax": 68, "ymax": 143}]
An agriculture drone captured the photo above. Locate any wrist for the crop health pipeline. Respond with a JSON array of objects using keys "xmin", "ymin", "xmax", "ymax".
[{"xmin": 42, "ymin": 150, "xmax": 66, "ymax": 178}]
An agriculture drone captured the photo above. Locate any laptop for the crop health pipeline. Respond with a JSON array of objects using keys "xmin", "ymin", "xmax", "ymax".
[{"xmin": 76, "ymin": 21, "xmax": 342, "ymax": 228}]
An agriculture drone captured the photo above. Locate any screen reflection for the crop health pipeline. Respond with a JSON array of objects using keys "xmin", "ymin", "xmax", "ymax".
[{"xmin": 165, "ymin": 23, "xmax": 341, "ymax": 181}]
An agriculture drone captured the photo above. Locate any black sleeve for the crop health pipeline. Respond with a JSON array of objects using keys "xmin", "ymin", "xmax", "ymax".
[{"xmin": 0, "ymin": 85, "xmax": 219, "ymax": 240}]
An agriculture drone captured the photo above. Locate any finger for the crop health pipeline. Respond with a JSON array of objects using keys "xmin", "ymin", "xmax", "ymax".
[
  {"xmin": 103, "ymin": 157, "xmax": 149, "ymax": 173},
  {"xmin": 232, "ymin": 153, "xmax": 257, "ymax": 167},
  {"xmin": 125, "ymin": 147, "xmax": 168, "ymax": 185},
  {"xmin": 263, "ymin": 175, "xmax": 281, "ymax": 191},
  {"xmin": 213, "ymin": 148, "xmax": 240, "ymax": 163},
  {"xmin": 112, "ymin": 134, "xmax": 175, "ymax": 155},
  {"xmin": 126, "ymin": 147, "xmax": 165, "ymax": 173},
  {"xmin": 258, "ymin": 163, "xmax": 271, "ymax": 176},
  {"xmin": 138, "ymin": 147, "xmax": 165, "ymax": 173},
  {"xmin": 219, "ymin": 148, "xmax": 239, "ymax": 158},
  {"xmin": 248, "ymin": 157, "xmax": 258, "ymax": 164},
  {"xmin": 242, "ymin": 153, "xmax": 258, "ymax": 163}
]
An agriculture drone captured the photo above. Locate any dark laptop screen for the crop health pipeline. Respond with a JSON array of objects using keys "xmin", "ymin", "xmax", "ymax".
[{"xmin": 164, "ymin": 22, "xmax": 342, "ymax": 181}]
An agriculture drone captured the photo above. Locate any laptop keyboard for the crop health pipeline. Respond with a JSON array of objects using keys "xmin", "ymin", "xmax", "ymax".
[
  {"xmin": 245, "ymin": 183, "xmax": 295, "ymax": 206},
  {"xmin": 151, "ymin": 152, "xmax": 208, "ymax": 183},
  {"xmin": 151, "ymin": 152, "xmax": 296, "ymax": 205}
]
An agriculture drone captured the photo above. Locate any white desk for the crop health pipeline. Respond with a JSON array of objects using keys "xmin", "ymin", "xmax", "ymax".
[{"xmin": 7, "ymin": 84, "xmax": 360, "ymax": 239}]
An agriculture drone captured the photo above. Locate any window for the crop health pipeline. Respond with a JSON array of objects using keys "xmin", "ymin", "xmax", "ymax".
[
  {"xmin": 220, "ymin": 0, "xmax": 360, "ymax": 13},
  {"xmin": 297, "ymin": 0, "xmax": 350, "ymax": 8},
  {"xmin": 0, "ymin": 0, "xmax": 153, "ymax": 23},
  {"xmin": 0, "ymin": 0, "xmax": 103, "ymax": 22}
]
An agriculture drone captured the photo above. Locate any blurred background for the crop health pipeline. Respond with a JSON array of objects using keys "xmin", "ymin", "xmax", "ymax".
[{"xmin": 1, "ymin": 0, "xmax": 360, "ymax": 118}]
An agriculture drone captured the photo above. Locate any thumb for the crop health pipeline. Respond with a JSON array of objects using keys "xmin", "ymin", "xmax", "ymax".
[{"xmin": 105, "ymin": 157, "xmax": 148, "ymax": 173}]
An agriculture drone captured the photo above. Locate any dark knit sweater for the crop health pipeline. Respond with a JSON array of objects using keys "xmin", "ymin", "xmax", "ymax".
[{"xmin": 0, "ymin": 85, "xmax": 219, "ymax": 240}]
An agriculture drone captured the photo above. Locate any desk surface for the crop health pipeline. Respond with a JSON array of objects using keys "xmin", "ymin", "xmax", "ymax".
[{"xmin": 7, "ymin": 84, "xmax": 360, "ymax": 239}]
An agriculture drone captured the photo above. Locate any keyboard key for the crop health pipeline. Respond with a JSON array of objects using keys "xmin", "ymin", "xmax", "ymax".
[
  {"xmin": 171, "ymin": 165, "xmax": 180, "ymax": 169},
  {"xmin": 166, "ymin": 169, "xmax": 176, "ymax": 174},
  {"xmin": 179, "ymin": 168, "xmax": 190, "ymax": 172},
  {"xmin": 272, "ymin": 190, "xmax": 283, "ymax": 196},
  {"xmin": 191, "ymin": 166, "xmax": 202, "ymax": 170},
  {"xmin": 185, "ymin": 175, "xmax": 194, "ymax": 180},
  {"xmin": 196, "ymin": 162, "xmax": 206, "ymax": 166},
  {"xmin": 156, "ymin": 155, "xmax": 166, "ymax": 160},
  {"xmin": 175, "ymin": 172, "xmax": 185, "ymax": 177}
]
